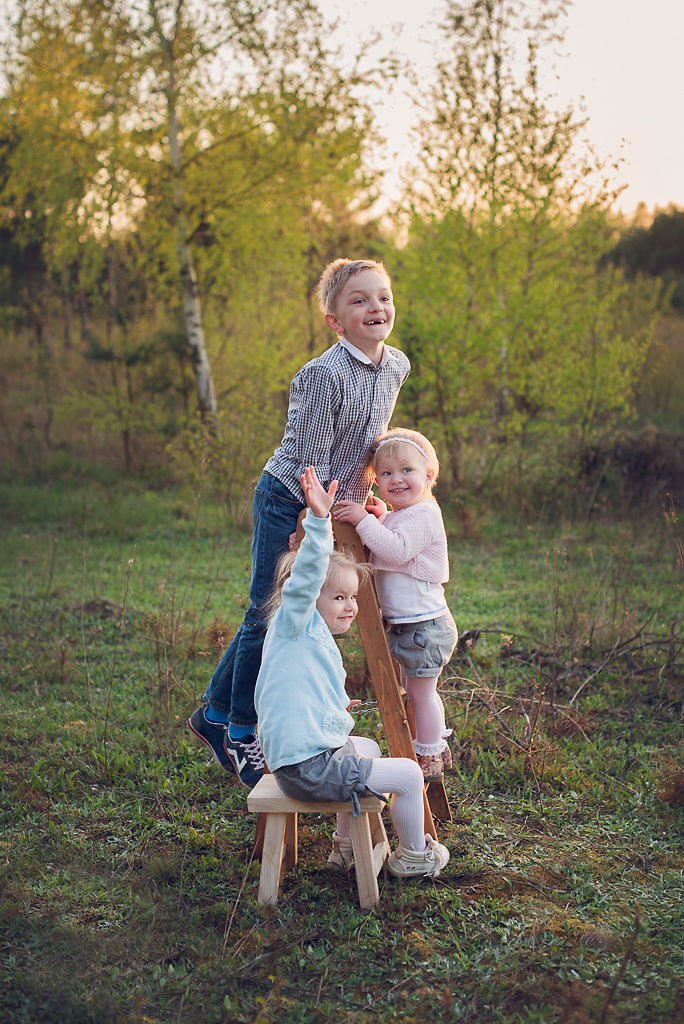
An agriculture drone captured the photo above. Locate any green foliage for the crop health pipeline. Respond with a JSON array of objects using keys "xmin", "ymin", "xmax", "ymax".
[
  {"xmin": 603, "ymin": 208, "xmax": 684, "ymax": 432},
  {"xmin": 606, "ymin": 205, "xmax": 684, "ymax": 311},
  {"xmin": 635, "ymin": 314, "xmax": 684, "ymax": 432},
  {"xmin": 0, "ymin": 479, "xmax": 682, "ymax": 1023},
  {"xmin": 0, "ymin": 0, "xmax": 681, "ymax": 505},
  {"xmin": 390, "ymin": 0, "xmax": 664, "ymax": 497},
  {"xmin": 0, "ymin": 0, "xmax": 384, "ymax": 461}
]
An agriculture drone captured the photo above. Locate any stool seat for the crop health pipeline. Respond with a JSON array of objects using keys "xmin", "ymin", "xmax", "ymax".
[{"xmin": 247, "ymin": 774, "xmax": 390, "ymax": 909}]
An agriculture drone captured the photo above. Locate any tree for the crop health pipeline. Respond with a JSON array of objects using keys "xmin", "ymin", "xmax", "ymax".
[
  {"xmin": 392, "ymin": 0, "xmax": 661, "ymax": 494},
  {"xmin": 606, "ymin": 205, "xmax": 684, "ymax": 310},
  {"xmin": 604, "ymin": 206, "xmax": 684, "ymax": 430},
  {"xmin": 1, "ymin": 0, "xmax": 381, "ymax": 431}
]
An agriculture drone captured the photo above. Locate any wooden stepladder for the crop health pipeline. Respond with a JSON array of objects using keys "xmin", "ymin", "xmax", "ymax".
[
  {"xmin": 253, "ymin": 514, "xmax": 452, "ymax": 865},
  {"xmin": 331, "ymin": 518, "xmax": 452, "ymax": 831}
]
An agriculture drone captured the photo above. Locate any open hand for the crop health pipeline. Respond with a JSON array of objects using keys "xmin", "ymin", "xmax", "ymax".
[{"xmin": 300, "ymin": 466, "xmax": 339, "ymax": 519}]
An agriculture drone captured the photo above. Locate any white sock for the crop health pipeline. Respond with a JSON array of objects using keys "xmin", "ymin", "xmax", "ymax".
[{"xmin": 414, "ymin": 738, "xmax": 448, "ymax": 756}]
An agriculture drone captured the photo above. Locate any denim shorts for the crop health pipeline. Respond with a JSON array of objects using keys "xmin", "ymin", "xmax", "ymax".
[
  {"xmin": 273, "ymin": 738, "xmax": 385, "ymax": 817},
  {"xmin": 386, "ymin": 611, "xmax": 458, "ymax": 677}
]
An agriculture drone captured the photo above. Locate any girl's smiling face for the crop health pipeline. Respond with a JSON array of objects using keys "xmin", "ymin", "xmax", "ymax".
[
  {"xmin": 316, "ymin": 565, "xmax": 359, "ymax": 634},
  {"xmin": 374, "ymin": 445, "xmax": 434, "ymax": 509}
]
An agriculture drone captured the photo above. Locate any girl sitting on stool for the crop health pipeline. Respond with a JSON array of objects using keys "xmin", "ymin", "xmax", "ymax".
[{"xmin": 254, "ymin": 466, "xmax": 449, "ymax": 877}]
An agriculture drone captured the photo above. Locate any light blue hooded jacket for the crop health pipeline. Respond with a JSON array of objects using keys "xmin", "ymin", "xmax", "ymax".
[{"xmin": 254, "ymin": 510, "xmax": 355, "ymax": 772}]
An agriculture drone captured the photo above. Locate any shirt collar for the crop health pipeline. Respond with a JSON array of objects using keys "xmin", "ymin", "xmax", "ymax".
[{"xmin": 339, "ymin": 336, "xmax": 389, "ymax": 368}]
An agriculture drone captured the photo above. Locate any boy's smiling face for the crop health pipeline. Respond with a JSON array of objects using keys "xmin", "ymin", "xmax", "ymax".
[{"xmin": 325, "ymin": 268, "xmax": 395, "ymax": 359}]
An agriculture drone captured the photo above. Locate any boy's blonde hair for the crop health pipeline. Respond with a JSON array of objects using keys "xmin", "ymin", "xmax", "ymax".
[
  {"xmin": 370, "ymin": 428, "xmax": 440, "ymax": 488},
  {"xmin": 316, "ymin": 258, "xmax": 391, "ymax": 316},
  {"xmin": 264, "ymin": 546, "xmax": 372, "ymax": 625}
]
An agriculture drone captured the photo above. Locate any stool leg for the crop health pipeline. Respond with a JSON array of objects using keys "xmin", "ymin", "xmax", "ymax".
[
  {"xmin": 282, "ymin": 813, "xmax": 298, "ymax": 872},
  {"xmin": 258, "ymin": 813, "xmax": 287, "ymax": 905},
  {"xmin": 254, "ymin": 812, "xmax": 266, "ymax": 860},
  {"xmin": 369, "ymin": 811, "xmax": 390, "ymax": 873},
  {"xmin": 369, "ymin": 811, "xmax": 388, "ymax": 849},
  {"xmin": 349, "ymin": 813, "xmax": 380, "ymax": 909}
]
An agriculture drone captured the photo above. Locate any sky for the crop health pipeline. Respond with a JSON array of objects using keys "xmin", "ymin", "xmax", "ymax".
[{"xmin": 318, "ymin": 0, "xmax": 684, "ymax": 217}]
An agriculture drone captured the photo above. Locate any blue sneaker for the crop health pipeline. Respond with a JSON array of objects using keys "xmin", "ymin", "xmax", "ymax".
[
  {"xmin": 223, "ymin": 732, "xmax": 265, "ymax": 790},
  {"xmin": 187, "ymin": 706, "xmax": 235, "ymax": 773}
]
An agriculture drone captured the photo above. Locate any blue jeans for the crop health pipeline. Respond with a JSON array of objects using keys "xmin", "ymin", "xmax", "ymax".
[{"xmin": 203, "ymin": 473, "xmax": 305, "ymax": 727}]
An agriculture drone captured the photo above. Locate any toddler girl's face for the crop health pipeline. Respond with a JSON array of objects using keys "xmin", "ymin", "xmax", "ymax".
[
  {"xmin": 316, "ymin": 565, "xmax": 359, "ymax": 634},
  {"xmin": 374, "ymin": 445, "xmax": 434, "ymax": 510}
]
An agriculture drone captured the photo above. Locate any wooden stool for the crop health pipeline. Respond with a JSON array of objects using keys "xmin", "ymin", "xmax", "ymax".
[{"xmin": 247, "ymin": 774, "xmax": 390, "ymax": 909}]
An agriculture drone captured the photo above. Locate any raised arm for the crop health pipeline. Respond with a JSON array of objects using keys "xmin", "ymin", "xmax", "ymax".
[{"xmin": 300, "ymin": 465, "xmax": 338, "ymax": 519}]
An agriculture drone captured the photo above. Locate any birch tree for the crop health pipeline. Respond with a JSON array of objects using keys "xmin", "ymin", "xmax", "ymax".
[{"xmin": 2, "ymin": 0, "xmax": 379, "ymax": 429}]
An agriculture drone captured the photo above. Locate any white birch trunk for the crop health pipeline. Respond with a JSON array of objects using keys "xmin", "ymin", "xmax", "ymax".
[{"xmin": 161, "ymin": 14, "xmax": 219, "ymax": 428}]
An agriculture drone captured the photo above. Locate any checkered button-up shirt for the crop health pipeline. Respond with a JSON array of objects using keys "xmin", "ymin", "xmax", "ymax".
[{"xmin": 264, "ymin": 338, "xmax": 410, "ymax": 503}]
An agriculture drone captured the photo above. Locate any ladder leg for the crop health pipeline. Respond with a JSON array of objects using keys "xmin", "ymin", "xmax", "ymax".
[{"xmin": 426, "ymin": 779, "xmax": 452, "ymax": 822}]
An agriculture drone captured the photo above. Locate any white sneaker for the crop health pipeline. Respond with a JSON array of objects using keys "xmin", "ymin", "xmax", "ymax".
[
  {"xmin": 327, "ymin": 833, "xmax": 354, "ymax": 870},
  {"xmin": 387, "ymin": 834, "xmax": 450, "ymax": 877}
]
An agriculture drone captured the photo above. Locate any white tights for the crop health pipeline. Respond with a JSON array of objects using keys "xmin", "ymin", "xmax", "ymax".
[
  {"xmin": 334, "ymin": 736, "xmax": 427, "ymax": 851},
  {"xmin": 403, "ymin": 674, "xmax": 448, "ymax": 756}
]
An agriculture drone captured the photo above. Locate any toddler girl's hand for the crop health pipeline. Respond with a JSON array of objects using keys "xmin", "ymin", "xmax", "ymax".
[
  {"xmin": 334, "ymin": 500, "xmax": 368, "ymax": 526},
  {"xmin": 300, "ymin": 466, "xmax": 339, "ymax": 519},
  {"xmin": 365, "ymin": 495, "xmax": 387, "ymax": 518}
]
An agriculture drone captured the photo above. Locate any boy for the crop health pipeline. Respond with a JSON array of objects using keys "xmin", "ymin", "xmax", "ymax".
[{"xmin": 188, "ymin": 258, "xmax": 410, "ymax": 788}]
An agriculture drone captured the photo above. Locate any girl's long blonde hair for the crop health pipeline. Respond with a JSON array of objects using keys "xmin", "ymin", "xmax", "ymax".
[{"xmin": 263, "ymin": 545, "xmax": 372, "ymax": 625}]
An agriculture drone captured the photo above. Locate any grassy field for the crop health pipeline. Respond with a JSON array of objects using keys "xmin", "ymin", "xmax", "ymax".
[{"xmin": 0, "ymin": 477, "xmax": 682, "ymax": 1024}]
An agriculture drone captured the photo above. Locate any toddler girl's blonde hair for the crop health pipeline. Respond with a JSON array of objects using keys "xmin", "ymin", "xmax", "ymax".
[
  {"xmin": 264, "ymin": 546, "xmax": 372, "ymax": 625},
  {"xmin": 370, "ymin": 428, "xmax": 440, "ymax": 487},
  {"xmin": 316, "ymin": 258, "xmax": 391, "ymax": 316}
]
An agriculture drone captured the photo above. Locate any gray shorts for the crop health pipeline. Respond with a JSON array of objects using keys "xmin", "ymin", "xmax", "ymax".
[
  {"xmin": 386, "ymin": 611, "xmax": 458, "ymax": 677},
  {"xmin": 273, "ymin": 738, "xmax": 385, "ymax": 817}
]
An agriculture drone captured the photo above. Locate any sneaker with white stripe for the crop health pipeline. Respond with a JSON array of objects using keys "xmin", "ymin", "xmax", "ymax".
[{"xmin": 222, "ymin": 732, "xmax": 265, "ymax": 790}]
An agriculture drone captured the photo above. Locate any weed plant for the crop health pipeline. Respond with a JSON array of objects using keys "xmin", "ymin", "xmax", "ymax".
[{"xmin": 0, "ymin": 478, "xmax": 682, "ymax": 1024}]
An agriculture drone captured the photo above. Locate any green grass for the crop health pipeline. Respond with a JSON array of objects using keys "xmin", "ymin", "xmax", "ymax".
[{"xmin": 0, "ymin": 478, "xmax": 682, "ymax": 1023}]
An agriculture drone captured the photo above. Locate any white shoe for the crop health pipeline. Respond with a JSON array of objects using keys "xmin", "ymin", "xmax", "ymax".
[
  {"xmin": 327, "ymin": 833, "xmax": 354, "ymax": 870},
  {"xmin": 387, "ymin": 834, "xmax": 449, "ymax": 877}
]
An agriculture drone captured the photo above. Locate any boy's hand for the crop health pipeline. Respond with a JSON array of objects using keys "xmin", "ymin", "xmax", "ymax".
[
  {"xmin": 301, "ymin": 466, "xmax": 338, "ymax": 519},
  {"xmin": 333, "ymin": 500, "xmax": 368, "ymax": 526}
]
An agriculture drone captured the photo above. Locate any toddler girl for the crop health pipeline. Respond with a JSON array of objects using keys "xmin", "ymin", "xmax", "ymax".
[
  {"xmin": 254, "ymin": 465, "xmax": 449, "ymax": 877},
  {"xmin": 335, "ymin": 428, "xmax": 458, "ymax": 780}
]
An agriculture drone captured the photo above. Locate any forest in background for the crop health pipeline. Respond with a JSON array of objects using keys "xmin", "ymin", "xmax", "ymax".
[{"xmin": 1, "ymin": 0, "xmax": 683, "ymax": 517}]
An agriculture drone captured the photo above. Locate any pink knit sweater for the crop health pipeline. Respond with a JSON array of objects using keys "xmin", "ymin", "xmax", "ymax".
[{"xmin": 354, "ymin": 499, "xmax": 449, "ymax": 582}]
